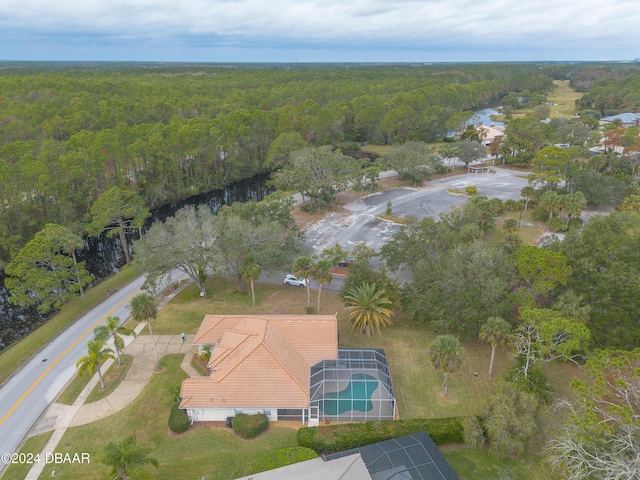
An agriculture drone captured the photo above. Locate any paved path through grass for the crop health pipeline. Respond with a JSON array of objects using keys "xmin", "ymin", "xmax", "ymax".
[{"xmin": 25, "ymin": 331, "xmax": 198, "ymax": 479}]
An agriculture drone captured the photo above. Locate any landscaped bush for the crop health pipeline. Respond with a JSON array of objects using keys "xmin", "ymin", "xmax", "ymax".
[
  {"xmin": 465, "ymin": 185, "xmax": 478, "ymax": 195},
  {"xmin": 168, "ymin": 402, "xmax": 190, "ymax": 433},
  {"xmin": 297, "ymin": 417, "xmax": 465, "ymax": 454},
  {"xmin": 232, "ymin": 413, "xmax": 269, "ymax": 439},
  {"xmin": 251, "ymin": 447, "xmax": 318, "ymax": 474}
]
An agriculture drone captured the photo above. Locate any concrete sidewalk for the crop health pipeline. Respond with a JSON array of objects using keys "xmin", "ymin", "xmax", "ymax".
[{"xmin": 25, "ymin": 331, "xmax": 199, "ymax": 479}]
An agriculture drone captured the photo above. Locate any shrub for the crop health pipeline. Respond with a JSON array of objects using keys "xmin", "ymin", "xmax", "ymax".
[
  {"xmin": 168, "ymin": 402, "xmax": 190, "ymax": 433},
  {"xmin": 531, "ymin": 207, "xmax": 550, "ymax": 222},
  {"xmin": 199, "ymin": 344, "xmax": 212, "ymax": 362},
  {"xmin": 567, "ymin": 217, "xmax": 583, "ymax": 230},
  {"xmin": 503, "ymin": 199, "xmax": 521, "ymax": 211},
  {"xmin": 547, "ymin": 216, "xmax": 566, "ymax": 232},
  {"xmin": 233, "ymin": 413, "xmax": 269, "ymax": 439},
  {"xmin": 251, "ymin": 447, "xmax": 317, "ymax": 474},
  {"xmin": 502, "ymin": 217, "xmax": 519, "ymax": 233},
  {"xmin": 462, "ymin": 416, "xmax": 485, "ymax": 450},
  {"xmin": 297, "ymin": 417, "xmax": 464, "ymax": 453},
  {"xmin": 465, "ymin": 185, "xmax": 478, "ymax": 195}
]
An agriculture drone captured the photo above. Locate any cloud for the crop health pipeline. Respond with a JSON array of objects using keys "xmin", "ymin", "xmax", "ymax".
[{"xmin": 1, "ymin": 0, "xmax": 639, "ymax": 60}]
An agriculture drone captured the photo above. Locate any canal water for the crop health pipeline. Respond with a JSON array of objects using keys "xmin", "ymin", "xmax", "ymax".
[
  {"xmin": 0, "ymin": 173, "xmax": 270, "ymax": 351},
  {"xmin": 474, "ymin": 107, "xmax": 503, "ymax": 127}
]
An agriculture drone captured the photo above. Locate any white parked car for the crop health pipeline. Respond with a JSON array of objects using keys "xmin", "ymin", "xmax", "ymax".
[{"xmin": 283, "ymin": 274, "xmax": 308, "ymax": 287}]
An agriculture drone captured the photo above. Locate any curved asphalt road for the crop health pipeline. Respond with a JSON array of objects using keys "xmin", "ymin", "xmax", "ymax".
[{"xmin": 0, "ymin": 274, "xmax": 148, "ymax": 472}]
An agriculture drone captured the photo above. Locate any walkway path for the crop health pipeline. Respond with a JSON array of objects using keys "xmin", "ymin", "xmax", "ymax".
[{"xmin": 25, "ymin": 331, "xmax": 198, "ymax": 479}]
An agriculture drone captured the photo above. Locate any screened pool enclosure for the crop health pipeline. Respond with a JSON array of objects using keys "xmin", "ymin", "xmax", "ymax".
[{"xmin": 309, "ymin": 349, "xmax": 396, "ymax": 422}]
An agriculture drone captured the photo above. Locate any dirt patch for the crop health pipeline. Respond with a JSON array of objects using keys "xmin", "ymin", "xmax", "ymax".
[{"xmin": 292, "ymin": 175, "xmax": 410, "ymax": 229}]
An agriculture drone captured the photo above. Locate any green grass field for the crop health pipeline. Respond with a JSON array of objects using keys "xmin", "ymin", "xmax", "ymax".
[{"xmin": 547, "ymin": 80, "xmax": 583, "ymax": 118}]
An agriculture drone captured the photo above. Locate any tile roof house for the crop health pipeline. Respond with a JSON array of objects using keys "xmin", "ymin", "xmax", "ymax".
[
  {"xmin": 479, "ymin": 125, "xmax": 505, "ymax": 147},
  {"xmin": 180, "ymin": 315, "xmax": 339, "ymax": 425}
]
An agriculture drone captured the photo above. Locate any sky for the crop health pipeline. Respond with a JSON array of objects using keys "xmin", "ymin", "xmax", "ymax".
[{"xmin": 1, "ymin": 0, "xmax": 640, "ymax": 63}]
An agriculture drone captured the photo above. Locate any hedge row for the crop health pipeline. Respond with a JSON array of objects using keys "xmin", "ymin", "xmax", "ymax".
[
  {"xmin": 168, "ymin": 402, "xmax": 190, "ymax": 433},
  {"xmin": 251, "ymin": 447, "xmax": 318, "ymax": 474},
  {"xmin": 233, "ymin": 413, "xmax": 269, "ymax": 439},
  {"xmin": 297, "ymin": 417, "xmax": 465, "ymax": 454}
]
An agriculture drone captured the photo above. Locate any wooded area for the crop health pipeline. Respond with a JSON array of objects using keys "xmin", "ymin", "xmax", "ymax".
[{"xmin": 0, "ymin": 63, "xmax": 556, "ymax": 264}]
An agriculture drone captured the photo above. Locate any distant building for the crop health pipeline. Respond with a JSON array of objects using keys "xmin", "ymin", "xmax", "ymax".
[{"xmin": 600, "ymin": 113, "xmax": 640, "ymax": 128}]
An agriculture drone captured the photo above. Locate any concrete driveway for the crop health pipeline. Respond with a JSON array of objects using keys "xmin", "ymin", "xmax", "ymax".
[{"xmin": 303, "ymin": 165, "xmax": 528, "ymax": 255}]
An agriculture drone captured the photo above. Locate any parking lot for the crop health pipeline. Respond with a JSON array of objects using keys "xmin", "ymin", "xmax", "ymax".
[{"xmin": 303, "ymin": 166, "xmax": 528, "ymax": 255}]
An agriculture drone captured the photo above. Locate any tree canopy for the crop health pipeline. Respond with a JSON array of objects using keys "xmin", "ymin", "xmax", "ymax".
[{"xmin": 4, "ymin": 223, "xmax": 92, "ymax": 313}]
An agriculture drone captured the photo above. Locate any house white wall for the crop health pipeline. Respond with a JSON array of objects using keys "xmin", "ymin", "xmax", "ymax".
[{"xmin": 185, "ymin": 407, "xmax": 279, "ymax": 423}]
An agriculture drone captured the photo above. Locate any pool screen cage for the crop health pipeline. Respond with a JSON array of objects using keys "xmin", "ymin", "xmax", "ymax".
[{"xmin": 309, "ymin": 348, "xmax": 396, "ymax": 422}]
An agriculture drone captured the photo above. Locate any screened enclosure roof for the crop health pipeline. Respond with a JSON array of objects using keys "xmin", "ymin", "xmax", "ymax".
[
  {"xmin": 310, "ymin": 349, "xmax": 395, "ymax": 400},
  {"xmin": 325, "ymin": 431, "xmax": 460, "ymax": 480}
]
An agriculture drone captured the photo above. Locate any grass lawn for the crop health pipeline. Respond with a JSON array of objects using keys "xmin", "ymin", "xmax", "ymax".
[
  {"xmin": 485, "ymin": 209, "xmax": 548, "ymax": 246},
  {"xmin": 442, "ymin": 446, "xmax": 559, "ymax": 480},
  {"xmin": 2, "ymin": 431, "xmax": 53, "ymax": 480},
  {"xmin": 152, "ymin": 277, "xmax": 344, "ymax": 335},
  {"xmin": 360, "ymin": 144, "xmax": 395, "ymax": 156},
  {"xmin": 46, "ymin": 355, "xmax": 298, "ymax": 480},
  {"xmin": 86, "ymin": 354, "xmax": 134, "ymax": 403},
  {"xmin": 56, "ymin": 354, "xmax": 133, "ymax": 405},
  {"xmin": 547, "ymin": 80, "xmax": 583, "ymax": 119},
  {"xmin": 338, "ymin": 312, "xmax": 512, "ymax": 419},
  {"xmin": 0, "ymin": 265, "xmax": 140, "ymax": 385}
]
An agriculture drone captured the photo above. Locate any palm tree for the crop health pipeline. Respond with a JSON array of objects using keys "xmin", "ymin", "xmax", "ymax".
[
  {"xmin": 520, "ymin": 186, "xmax": 537, "ymax": 211},
  {"xmin": 100, "ymin": 435, "xmax": 158, "ymax": 480},
  {"xmin": 428, "ymin": 335, "xmax": 464, "ymax": 396},
  {"xmin": 479, "ymin": 316, "xmax": 512, "ymax": 377},
  {"xmin": 76, "ymin": 339, "xmax": 115, "ymax": 390},
  {"xmin": 94, "ymin": 315, "xmax": 135, "ymax": 366},
  {"xmin": 240, "ymin": 256, "xmax": 261, "ymax": 307},
  {"xmin": 342, "ymin": 283, "xmax": 393, "ymax": 337},
  {"xmin": 312, "ymin": 259, "xmax": 332, "ymax": 312},
  {"xmin": 292, "ymin": 255, "xmax": 314, "ymax": 308},
  {"xmin": 130, "ymin": 292, "xmax": 160, "ymax": 371}
]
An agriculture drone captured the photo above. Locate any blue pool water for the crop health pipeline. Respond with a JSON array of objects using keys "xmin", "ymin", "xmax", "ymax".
[{"xmin": 318, "ymin": 374, "xmax": 379, "ymax": 415}]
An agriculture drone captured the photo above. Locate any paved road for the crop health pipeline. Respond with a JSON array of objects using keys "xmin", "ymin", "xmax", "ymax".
[{"xmin": 0, "ymin": 275, "xmax": 148, "ymax": 472}]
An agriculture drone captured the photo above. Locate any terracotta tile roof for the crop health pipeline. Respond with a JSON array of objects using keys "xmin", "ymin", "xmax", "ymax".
[{"xmin": 181, "ymin": 315, "xmax": 338, "ymax": 409}]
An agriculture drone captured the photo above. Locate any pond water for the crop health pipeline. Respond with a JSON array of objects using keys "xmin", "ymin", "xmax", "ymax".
[{"xmin": 474, "ymin": 107, "xmax": 503, "ymax": 127}]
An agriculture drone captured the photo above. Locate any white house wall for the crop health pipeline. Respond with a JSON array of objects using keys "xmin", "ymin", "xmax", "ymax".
[{"xmin": 185, "ymin": 407, "xmax": 279, "ymax": 423}]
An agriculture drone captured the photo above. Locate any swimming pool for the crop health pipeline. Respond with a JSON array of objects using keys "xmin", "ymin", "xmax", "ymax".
[{"xmin": 317, "ymin": 373, "xmax": 379, "ymax": 415}]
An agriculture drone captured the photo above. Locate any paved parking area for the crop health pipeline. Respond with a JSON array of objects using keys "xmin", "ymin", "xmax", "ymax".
[{"xmin": 303, "ymin": 166, "xmax": 528, "ymax": 255}]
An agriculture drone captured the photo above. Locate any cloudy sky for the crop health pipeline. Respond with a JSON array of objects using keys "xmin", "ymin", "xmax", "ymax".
[{"xmin": 1, "ymin": 0, "xmax": 639, "ymax": 62}]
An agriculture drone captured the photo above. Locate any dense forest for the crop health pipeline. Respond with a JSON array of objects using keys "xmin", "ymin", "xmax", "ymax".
[{"xmin": 0, "ymin": 62, "xmax": 559, "ymax": 264}]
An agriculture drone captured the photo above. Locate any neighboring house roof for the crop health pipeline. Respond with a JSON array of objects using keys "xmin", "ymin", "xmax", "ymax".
[
  {"xmin": 481, "ymin": 125, "xmax": 505, "ymax": 141},
  {"xmin": 325, "ymin": 431, "xmax": 460, "ymax": 480},
  {"xmin": 600, "ymin": 113, "xmax": 640, "ymax": 125},
  {"xmin": 180, "ymin": 315, "xmax": 338, "ymax": 409},
  {"xmin": 235, "ymin": 454, "xmax": 372, "ymax": 480},
  {"xmin": 236, "ymin": 432, "xmax": 460, "ymax": 480}
]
